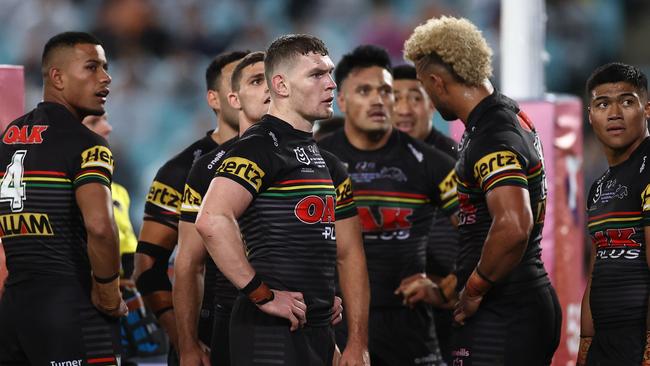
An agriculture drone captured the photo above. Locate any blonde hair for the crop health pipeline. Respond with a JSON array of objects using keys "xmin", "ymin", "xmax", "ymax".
[{"xmin": 404, "ymin": 16, "xmax": 493, "ymax": 86}]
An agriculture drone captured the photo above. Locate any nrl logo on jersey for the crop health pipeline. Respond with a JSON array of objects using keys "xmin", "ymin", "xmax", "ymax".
[{"xmin": 294, "ymin": 147, "xmax": 311, "ymax": 165}]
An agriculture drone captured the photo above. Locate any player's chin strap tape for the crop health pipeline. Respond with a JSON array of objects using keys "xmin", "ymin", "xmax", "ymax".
[{"xmin": 135, "ymin": 241, "xmax": 173, "ymax": 296}]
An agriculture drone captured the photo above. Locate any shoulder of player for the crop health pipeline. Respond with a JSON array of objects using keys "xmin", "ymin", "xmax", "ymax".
[
  {"xmin": 316, "ymin": 128, "xmax": 344, "ymax": 151},
  {"xmin": 394, "ymin": 129, "xmax": 444, "ymax": 164},
  {"xmin": 237, "ymin": 121, "xmax": 282, "ymax": 150}
]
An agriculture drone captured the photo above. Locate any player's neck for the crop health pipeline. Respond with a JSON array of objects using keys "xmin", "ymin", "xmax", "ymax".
[
  {"xmin": 237, "ymin": 115, "xmax": 255, "ymax": 136},
  {"xmin": 268, "ymin": 102, "xmax": 314, "ymax": 133},
  {"xmin": 457, "ymin": 80, "xmax": 494, "ymax": 125},
  {"xmin": 211, "ymin": 118, "xmax": 238, "ymax": 144},
  {"xmin": 344, "ymin": 122, "xmax": 392, "ymax": 151},
  {"xmin": 42, "ymin": 92, "xmax": 82, "ymax": 121},
  {"xmin": 606, "ymin": 133, "xmax": 649, "ymax": 166}
]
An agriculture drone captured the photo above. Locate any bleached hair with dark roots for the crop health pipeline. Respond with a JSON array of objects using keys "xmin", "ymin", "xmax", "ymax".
[{"xmin": 404, "ymin": 16, "xmax": 493, "ymax": 86}]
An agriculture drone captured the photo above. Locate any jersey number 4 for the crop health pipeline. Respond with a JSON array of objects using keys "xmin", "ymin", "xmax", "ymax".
[{"xmin": 0, "ymin": 150, "xmax": 27, "ymax": 212}]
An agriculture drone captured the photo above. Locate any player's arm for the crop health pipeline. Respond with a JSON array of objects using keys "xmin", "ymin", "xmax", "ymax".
[
  {"xmin": 174, "ymin": 220, "xmax": 210, "ymax": 365},
  {"xmin": 335, "ymin": 215, "xmax": 370, "ymax": 365},
  {"xmin": 76, "ymin": 183, "xmax": 127, "ymax": 317},
  {"xmin": 196, "ymin": 177, "xmax": 307, "ymax": 331},
  {"xmin": 577, "ymin": 243, "xmax": 597, "ymax": 366},
  {"xmin": 643, "ymin": 225, "xmax": 650, "ymax": 366}
]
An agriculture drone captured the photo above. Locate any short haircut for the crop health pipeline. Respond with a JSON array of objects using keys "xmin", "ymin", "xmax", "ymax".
[
  {"xmin": 41, "ymin": 31, "xmax": 103, "ymax": 77},
  {"xmin": 265, "ymin": 34, "xmax": 329, "ymax": 83},
  {"xmin": 393, "ymin": 64, "xmax": 417, "ymax": 80},
  {"xmin": 586, "ymin": 62, "xmax": 648, "ymax": 97},
  {"xmin": 205, "ymin": 50, "xmax": 249, "ymax": 91},
  {"xmin": 404, "ymin": 16, "xmax": 493, "ymax": 86},
  {"xmin": 231, "ymin": 51, "xmax": 266, "ymax": 92},
  {"xmin": 335, "ymin": 45, "xmax": 392, "ymax": 87}
]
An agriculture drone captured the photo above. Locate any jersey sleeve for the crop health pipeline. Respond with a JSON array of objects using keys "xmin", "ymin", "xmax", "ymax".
[
  {"xmin": 180, "ymin": 160, "xmax": 211, "ymax": 223},
  {"xmin": 70, "ymin": 133, "xmax": 113, "ymax": 189},
  {"xmin": 322, "ymin": 149, "xmax": 357, "ymax": 221},
  {"xmin": 111, "ymin": 182, "xmax": 138, "ymax": 255},
  {"xmin": 214, "ymin": 133, "xmax": 279, "ymax": 198},
  {"xmin": 424, "ymin": 145, "xmax": 458, "ymax": 217},
  {"xmin": 143, "ymin": 162, "xmax": 186, "ymax": 229},
  {"xmin": 640, "ymin": 170, "xmax": 650, "ymax": 227},
  {"xmin": 467, "ymin": 131, "xmax": 530, "ymax": 193}
]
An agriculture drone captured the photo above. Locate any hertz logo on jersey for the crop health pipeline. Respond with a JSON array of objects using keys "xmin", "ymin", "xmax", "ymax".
[
  {"xmin": 438, "ymin": 169, "xmax": 458, "ymax": 202},
  {"xmin": 336, "ymin": 177, "xmax": 353, "ymax": 202},
  {"xmin": 0, "ymin": 213, "xmax": 54, "ymax": 238},
  {"xmin": 147, "ymin": 181, "xmax": 182, "ymax": 214},
  {"xmin": 181, "ymin": 184, "xmax": 202, "ymax": 213},
  {"xmin": 473, "ymin": 150, "xmax": 522, "ymax": 183},
  {"xmin": 217, "ymin": 157, "xmax": 265, "ymax": 192},
  {"xmin": 81, "ymin": 145, "xmax": 114, "ymax": 174},
  {"xmin": 642, "ymin": 183, "xmax": 650, "ymax": 212}
]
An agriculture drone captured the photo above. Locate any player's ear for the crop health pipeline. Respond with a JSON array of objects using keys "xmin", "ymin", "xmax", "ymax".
[
  {"xmin": 49, "ymin": 67, "xmax": 64, "ymax": 90},
  {"xmin": 207, "ymin": 90, "xmax": 220, "ymax": 112},
  {"xmin": 228, "ymin": 92, "xmax": 242, "ymax": 110},
  {"xmin": 643, "ymin": 99, "xmax": 650, "ymax": 120},
  {"xmin": 272, "ymin": 74, "xmax": 289, "ymax": 97},
  {"xmin": 337, "ymin": 91, "xmax": 347, "ymax": 114}
]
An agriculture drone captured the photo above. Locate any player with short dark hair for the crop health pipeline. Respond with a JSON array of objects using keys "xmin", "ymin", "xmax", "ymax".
[
  {"xmin": 391, "ymin": 63, "xmax": 459, "ymax": 363},
  {"xmin": 580, "ymin": 62, "xmax": 650, "ymax": 366},
  {"xmin": 320, "ymin": 44, "xmax": 458, "ymax": 366},
  {"xmin": 0, "ymin": 31, "xmax": 126, "ymax": 365},
  {"xmin": 196, "ymin": 34, "xmax": 370, "ymax": 366},
  {"xmin": 133, "ymin": 50, "xmax": 248, "ymax": 364},
  {"xmin": 405, "ymin": 16, "xmax": 561, "ymax": 365}
]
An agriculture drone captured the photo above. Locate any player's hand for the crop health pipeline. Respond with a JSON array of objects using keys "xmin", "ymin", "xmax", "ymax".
[
  {"xmin": 91, "ymin": 278, "xmax": 128, "ymax": 317},
  {"xmin": 576, "ymin": 336, "xmax": 592, "ymax": 366},
  {"xmin": 331, "ymin": 296, "xmax": 344, "ymax": 325},
  {"xmin": 257, "ymin": 290, "xmax": 306, "ymax": 331},
  {"xmin": 452, "ymin": 287, "xmax": 483, "ymax": 326},
  {"xmin": 179, "ymin": 340, "xmax": 210, "ymax": 366},
  {"xmin": 395, "ymin": 273, "xmax": 443, "ymax": 307},
  {"xmin": 339, "ymin": 340, "xmax": 370, "ymax": 366},
  {"xmin": 332, "ymin": 344, "xmax": 342, "ymax": 366}
]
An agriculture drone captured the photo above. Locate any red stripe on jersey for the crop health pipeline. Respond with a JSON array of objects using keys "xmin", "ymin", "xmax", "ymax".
[
  {"xmin": 87, "ymin": 357, "xmax": 116, "ymax": 364},
  {"xmin": 354, "ymin": 190, "xmax": 428, "ymax": 199},
  {"xmin": 588, "ymin": 211, "xmax": 642, "ymax": 222},
  {"xmin": 0, "ymin": 170, "xmax": 67, "ymax": 177},
  {"xmin": 276, "ymin": 179, "xmax": 333, "ymax": 185}
]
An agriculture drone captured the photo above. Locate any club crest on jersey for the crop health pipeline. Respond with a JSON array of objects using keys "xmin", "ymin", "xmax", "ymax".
[
  {"xmin": 0, "ymin": 213, "xmax": 54, "ymax": 238},
  {"xmin": 217, "ymin": 157, "xmax": 265, "ymax": 192},
  {"xmin": 473, "ymin": 150, "xmax": 521, "ymax": 183},
  {"xmin": 81, "ymin": 145, "xmax": 114, "ymax": 174},
  {"xmin": 294, "ymin": 147, "xmax": 311, "ymax": 165},
  {"xmin": 3, "ymin": 125, "xmax": 48, "ymax": 144},
  {"xmin": 294, "ymin": 195, "xmax": 335, "ymax": 224}
]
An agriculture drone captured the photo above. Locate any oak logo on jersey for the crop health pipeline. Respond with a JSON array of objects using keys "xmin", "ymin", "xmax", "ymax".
[
  {"xmin": 147, "ymin": 181, "xmax": 182, "ymax": 214},
  {"xmin": 181, "ymin": 184, "xmax": 202, "ymax": 213},
  {"xmin": 217, "ymin": 157, "xmax": 265, "ymax": 192},
  {"xmin": 294, "ymin": 147, "xmax": 311, "ymax": 165},
  {"xmin": 2, "ymin": 125, "xmax": 48, "ymax": 144},
  {"xmin": 473, "ymin": 150, "xmax": 521, "ymax": 183},
  {"xmin": 294, "ymin": 195, "xmax": 335, "ymax": 224},
  {"xmin": 357, "ymin": 206, "xmax": 413, "ymax": 232},
  {"xmin": 592, "ymin": 228, "xmax": 641, "ymax": 259},
  {"xmin": 80, "ymin": 145, "xmax": 114, "ymax": 174},
  {"xmin": 0, "ymin": 213, "xmax": 54, "ymax": 238}
]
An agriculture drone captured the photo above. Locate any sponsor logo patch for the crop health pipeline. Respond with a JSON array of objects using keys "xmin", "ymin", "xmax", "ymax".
[
  {"xmin": 438, "ymin": 169, "xmax": 458, "ymax": 201},
  {"xmin": 181, "ymin": 184, "xmax": 202, "ymax": 213},
  {"xmin": 217, "ymin": 157, "xmax": 265, "ymax": 192},
  {"xmin": 3, "ymin": 125, "xmax": 48, "ymax": 144},
  {"xmin": 473, "ymin": 150, "xmax": 521, "ymax": 183},
  {"xmin": 0, "ymin": 213, "xmax": 54, "ymax": 238},
  {"xmin": 81, "ymin": 145, "xmax": 114, "ymax": 174},
  {"xmin": 147, "ymin": 181, "xmax": 182, "ymax": 213}
]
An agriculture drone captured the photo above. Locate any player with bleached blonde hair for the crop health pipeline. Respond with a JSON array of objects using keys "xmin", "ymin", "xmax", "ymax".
[{"xmin": 403, "ymin": 16, "xmax": 561, "ymax": 365}]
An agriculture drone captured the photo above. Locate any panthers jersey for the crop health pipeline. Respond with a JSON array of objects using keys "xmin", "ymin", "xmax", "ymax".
[
  {"xmin": 180, "ymin": 136, "xmax": 239, "ymax": 307},
  {"xmin": 0, "ymin": 102, "xmax": 114, "ymax": 284},
  {"xmin": 455, "ymin": 91, "xmax": 550, "ymax": 294},
  {"xmin": 319, "ymin": 129, "xmax": 458, "ymax": 308},
  {"xmin": 215, "ymin": 115, "xmax": 356, "ymax": 326},
  {"xmin": 587, "ymin": 137, "xmax": 650, "ymax": 328},
  {"xmin": 143, "ymin": 131, "xmax": 218, "ymax": 229}
]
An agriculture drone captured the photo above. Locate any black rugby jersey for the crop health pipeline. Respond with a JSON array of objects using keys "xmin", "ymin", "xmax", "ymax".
[
  {"xmin": 180, "ymin": 136, "xmax": 240, "ymax": 307},
  {"xmin": 215, "ymin": 115, "xmax": 356, "ymax": 326},
  {"xmin": 0, "ymin": 102, "xmax": 114, "ymax": 284},
  {"xmin": 455, "ymin": 91, "xmax": 550, "ymax": 294},
  {"xmin": 144, "ymin": 130, "xmax": 218, "ymax": 229},
  {"xmin": 319, "ymin": 129, "xmax": 458, "ymax": 308},
  {"xmin": 423, "ymin": 127, "xmax": 460, "ymax": 276},
  {"xmin": 587, "ymin": 137, "xmax": 650, "ymax": 328}
]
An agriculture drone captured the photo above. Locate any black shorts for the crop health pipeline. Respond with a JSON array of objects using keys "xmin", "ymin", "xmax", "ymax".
[
  {"xmin": 198, "ymin": 298, "xmax": 215, "ymax": 346},
  {"xmin": 433, "ymin": 307, "xmax": 453, "ymax": 364},
  {"xmin": 229, "ymin": 296, "xmax": 335, "ymax": 366},
  {"xmin": 0, "ymin": 276, "xmax": 121, "ymax": 365},
  {"xmin": 586, "ymin": 324, "xmax": 645, "ymax": 366},
  {"xmin": 450, "ymin": 284, "xmax": 561, "ymax": 366},
  {"xmin": 210, "ymin": 302, "xmax": 232, "ymax": 366},
  {"xmin": 365, "ymin": 305, "xmax": 444, "ymax": 366}
]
